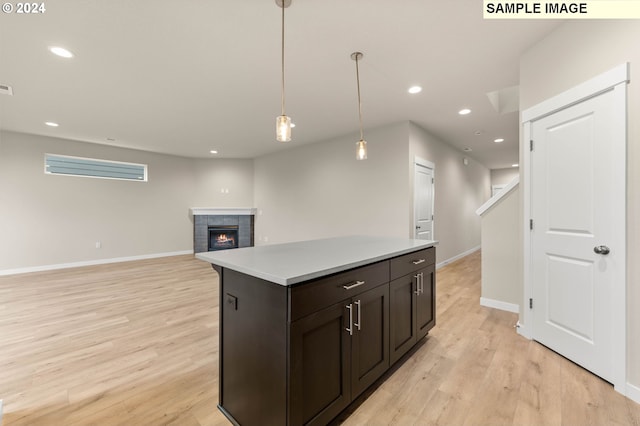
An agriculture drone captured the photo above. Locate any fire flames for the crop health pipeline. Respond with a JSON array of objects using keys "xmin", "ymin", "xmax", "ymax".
[{"xmin": 217, "ymin": 234, "xmax": 234, "ymax": 243}]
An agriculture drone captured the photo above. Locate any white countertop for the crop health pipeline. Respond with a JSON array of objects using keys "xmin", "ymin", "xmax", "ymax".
[{"xmin": 196, "ymin": 235, "xmax": 437, "ymax": 286}]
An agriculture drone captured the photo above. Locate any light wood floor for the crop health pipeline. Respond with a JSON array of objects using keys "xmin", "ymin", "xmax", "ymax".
[{"xmin": 1, "ymin": 251, "xmax": 638, "ymax": 425}]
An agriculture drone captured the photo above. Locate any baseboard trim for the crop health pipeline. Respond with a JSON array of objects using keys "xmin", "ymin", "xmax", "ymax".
[
  {"xmin": 480, "ymin": 297, "xmax": 519, "ymax": 313},
  {"xmin": 516, "ymin": 322, "xmax": 532, "ymax": 339},
  {"xmin": 627, "ymin": 382, "xmax": 640, "ymax": 404},
  {"xmin": 436, "ymin": 245, "xmax": 480, "ymax": 270},
  {"xmin": 0, "ymin": 250, "xmax": 194, "ymax": 276}
]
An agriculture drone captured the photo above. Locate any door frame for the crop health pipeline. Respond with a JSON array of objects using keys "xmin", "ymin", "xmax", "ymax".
[
  {"xmin": 413, "ymin": 156, "xmax": 435, "ymax": 240},
  {"xmin": 520, "ymin": 63, "xmax": 628, "ymax": 394}
]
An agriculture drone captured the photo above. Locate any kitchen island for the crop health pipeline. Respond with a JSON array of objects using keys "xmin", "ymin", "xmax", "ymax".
[{"xmin": 197, "ymin": 235, "xmax": 437, "ymax": 426}]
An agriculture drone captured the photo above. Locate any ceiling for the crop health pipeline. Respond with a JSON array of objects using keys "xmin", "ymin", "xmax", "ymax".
[{"xmin": 0, "ymin": 0, "xmax": 561, "ymax": 169}]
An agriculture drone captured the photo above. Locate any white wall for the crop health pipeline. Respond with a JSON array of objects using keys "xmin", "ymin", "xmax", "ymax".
[
  {"xmin": 192, "ymin": 158, "xmax": 254, "ymax": 207},
  {"xmin": 480, "ymin": 186, "xmax": 521, "ymax": 310},
  {"xmin": 253, "ymin": 122, "xmax": 411, "ymax": 245},
  {"xmin": 519, "ymin": 20, "xmax": 640, "ymax": 391},
  {"xmin": 254, "ymin": 121, "xmax": 490, "ymax": 266},
  {"xmin": 409, "ymin": 123, "xmax": 491, "ymax": 264},
  {"xmin": 0, "ymin": 131, "xmax": 253, "ymax": 273},
  {"xmin": 490, "ymin": 167, "xmax": 519, "ymax": 187},
  {"xmin": 2, "ymin": 121, "xmax": 491, "ymax": 275}
]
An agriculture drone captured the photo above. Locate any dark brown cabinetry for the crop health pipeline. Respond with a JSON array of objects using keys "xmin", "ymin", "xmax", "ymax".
[
  {"xmin": 351, "ymin": 283, "xmax": 390, "ymax": 397},
  {"xmin": 290, "ymin": 283, "xmax": 389, "ymax": 425},
  {"xmin": 389, "ymin": 248, "xmax": 436, "ymax": 364},
  {"xmin": 290, "ymin": 299, "xmax": 351, "ymax": 425},
  {"xmin": 290, "ymin": 260, "xmax": 390, "ymax": 425},
  {"xmin": 215, "ymin": 246, "xmax": 434, "ymax": 426}
]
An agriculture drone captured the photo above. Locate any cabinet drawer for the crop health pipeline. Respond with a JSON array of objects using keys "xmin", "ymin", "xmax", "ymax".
[
  {"xmin": 290, "ymin": 260, "xmax": 389, "ymax": 321},
  {"xmin": 390, "ymin": 247, "xmax": 435, "ymax": 280}
]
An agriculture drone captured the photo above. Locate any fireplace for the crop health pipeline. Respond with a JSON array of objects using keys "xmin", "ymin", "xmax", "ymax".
[
  {"xmin": 209, "ymin": 226, "xmax": 239, "ymax": 251},
  {"xmin": 192, "ymin": 208, "xmax": 255, "ymax": 254}
]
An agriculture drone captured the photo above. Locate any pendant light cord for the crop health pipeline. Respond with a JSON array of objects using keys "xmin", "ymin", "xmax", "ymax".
[
  {"xmin": 355, "ymin": 55, "xmax": 364, "ymax": 141},
  {"xmin": 281, "ymin": 3, "xmax": 286, "ymax": 116}
]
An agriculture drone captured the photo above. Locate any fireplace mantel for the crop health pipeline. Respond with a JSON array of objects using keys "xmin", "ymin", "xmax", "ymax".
[{"xmin": 190, "ymin": 207, "xmax": 257, "ymax": 216}]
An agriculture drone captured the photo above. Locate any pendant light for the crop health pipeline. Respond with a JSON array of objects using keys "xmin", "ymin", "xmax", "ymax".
[
  {"xmin": 276, "ymin": 0, "xmax": 292, "ymax": 142},
  {"xmin": 351, "ymin": 52, "xmax": 367, "ymax": 160}
]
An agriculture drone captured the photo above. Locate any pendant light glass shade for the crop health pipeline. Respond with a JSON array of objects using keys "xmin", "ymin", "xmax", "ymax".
[
  {"xmin": 276, "ymin": 115, "xmax": 291, "ymax": 142},
  {"xmin": 351, "ymin": 52, "xmax": 367, "ymax": 160},
  {"xmin": 356, "ymin": 140, "xmax": 367, "ymax": 160},
  {"xmin": 276, "ymin": 0, "xmax": 292, "ymax": 142}
]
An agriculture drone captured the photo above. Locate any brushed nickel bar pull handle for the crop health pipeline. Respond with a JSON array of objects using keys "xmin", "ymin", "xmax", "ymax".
[
  {"xmin": 343, "ymin": 280, "xmax": 365, "ymax": 290},
  {"xmin": 412, "ymin": 259, "xmax": 426, "ymax": 265},
  {"xmin": 414, "ymin": 274, "xmax": 421, "ymax": 295},
  {"xmin": 354, "ymin": 300, "xmax": 361, "ymax": 331},
  {"xmin": 345, "ymin": 304, "xmax": 353, "ymax": 335},
  {"xmin": 419, "ymin": 272, "xmax": 424, "ymax": 295}
]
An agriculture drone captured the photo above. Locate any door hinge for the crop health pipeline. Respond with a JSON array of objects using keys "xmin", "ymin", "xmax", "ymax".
[
  {"xmin": 529, "ymin": 219, "xmax": 534, "ymax": 230},
  {"xmin": 432, "ymin": 177, "xmax": 434, "ymax": 184},
  {"xmin": 529, "ymin": 298, "xmax": 533, "ymax": 309},
  {"xmin": 530, "ymin": 140, "xmax": 534, "ymax": 151},
  {"xmin": 431, "ymin": 214, "xmax": 434, "ymax": 221}
]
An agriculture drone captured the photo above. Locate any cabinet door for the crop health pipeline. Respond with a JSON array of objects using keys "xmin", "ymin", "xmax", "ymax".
[
  {"xmin": 351, "ymin": 284, "xmax": 390, "ymax": 398},
  {"xmin": 416, "ymin": 264, "xmax": 436, "ymax": 340},
  {"xmin": 291, "ymin": 301, "xmax": 351, "ymax": 426},
  {"xmin": 389, "ymin": 274, "xmax": 417, "ymax": 365}
]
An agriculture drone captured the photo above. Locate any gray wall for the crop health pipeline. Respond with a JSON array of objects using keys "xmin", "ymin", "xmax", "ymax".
[
  {"xmin": 480, "ymin": 186, "xmax": 521, "ymax": 308},
  {"xmin": 2, "ymin": 121, "xmax": 491, "ymax": 274},
  {"xmin": 252, "ymin": 121, "xmax": 490, "ymax": 266},
  {"xmin": 192, "ymin": 158, "xmax": 254, "ymax": 207},
  {"xmin": 519, "ymin": 20, "xmax": 640, "ymax": 391},
  {"xmin": 0, "ymin": 130, "xmax": 253, "ymax": 272},
  {"xmin": 253, "ymin": 122, "xmax": 411, "ymax": 245},
  {"xmin": 490, "ymin": 167, "xmax": 519, "ymax": 187},
  {"xmin": 409, "ymin": 123, "xmax": 491, "ymax": 264}
]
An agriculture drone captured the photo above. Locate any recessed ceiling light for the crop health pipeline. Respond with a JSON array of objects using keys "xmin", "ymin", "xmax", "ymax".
[
  {"xmin": 210, "ymin": 150, "xmax": 218, "ymax": 154},
  {"xmin": 494, "ymin": 138, "xmax": 504, "ymax": 143},
  {"xmin": 408, "ymin": 86, "xmax": 422, "ymax": 94},
  {"xmin": 512, "ymin": 163, "xmax": 519, "ymax": 167},
  {"xmin": 45, "ymin": 121, "xmax": 59, "ymax": 127},
  {"xmin": 49, "ymin": 46, "xmax": 74, "ymax": 58},
  {"xmin": 290, "ymin": 123, "xmax": 296, "ymax": 128},
  {"xmin": 463, "ymin": 147, "xmax": 472, "ymax": 152},
  {"xmin": 458, "ymin": 108, "xmax": 471, "ymax": 115}
]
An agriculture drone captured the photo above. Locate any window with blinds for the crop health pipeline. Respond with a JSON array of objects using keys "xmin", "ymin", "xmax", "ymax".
[{"xmin": 44, "ymin": 154, "xmax": 147, "ymax": 182}]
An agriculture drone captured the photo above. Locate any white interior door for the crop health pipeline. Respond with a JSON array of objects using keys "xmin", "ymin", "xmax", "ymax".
[
  {"xmin": 414, "ymin": 161, "xmax": 434, "ymax": 240},
  {"xmin": 530, "ymin": 86, "xmax": 624, "ymax": 384}
]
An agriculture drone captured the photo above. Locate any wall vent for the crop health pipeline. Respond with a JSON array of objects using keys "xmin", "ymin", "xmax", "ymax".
[{"xmin": 0, "ymin": 84, "xmax": 14, "ymax": 96}]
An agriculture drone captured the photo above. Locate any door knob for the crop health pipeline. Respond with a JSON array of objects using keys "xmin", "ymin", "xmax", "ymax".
[{"xmin": 593, "ymin": 245, "xmax": 610, "ymax": 255}]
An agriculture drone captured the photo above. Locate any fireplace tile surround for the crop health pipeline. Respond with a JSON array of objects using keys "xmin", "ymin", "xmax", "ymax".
[{"xmin": 191, "ymin": 208, "xmax": 255, "ymax": 253}]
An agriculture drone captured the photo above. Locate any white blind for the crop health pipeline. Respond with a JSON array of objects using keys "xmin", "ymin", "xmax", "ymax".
[{"xmin": 45, "ymin": 154, "xmax": 147, "ymax": 181}]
